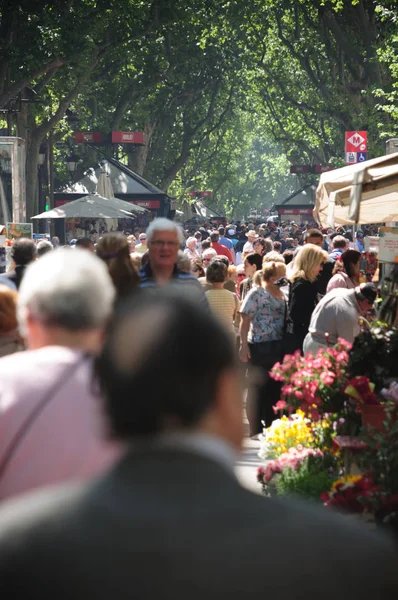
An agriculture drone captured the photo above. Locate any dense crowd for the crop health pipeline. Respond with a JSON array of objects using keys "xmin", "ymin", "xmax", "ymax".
[
  {"xmin": 0, "ymin": 217, "xmax": 396, "ymax": 598},
  {"xmin": 0, "ymin": 218, "xmax": 379, "ymax": 441}
]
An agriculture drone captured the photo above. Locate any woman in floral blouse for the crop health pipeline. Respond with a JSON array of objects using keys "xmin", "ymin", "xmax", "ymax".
[{"xmin": 239, "ymin": 261, "xmax": 287, "ymax": 437}]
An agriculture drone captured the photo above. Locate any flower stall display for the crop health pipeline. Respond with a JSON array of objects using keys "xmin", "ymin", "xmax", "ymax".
[{"xmin": 256, "ymin": 325, "xmax": 398, "ymax": 536}]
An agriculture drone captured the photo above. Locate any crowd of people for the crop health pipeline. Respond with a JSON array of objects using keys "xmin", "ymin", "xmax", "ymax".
[
  {"xmin": 0, "ymin": 216, "xmax": 396, "ymax": 597},
  {"xmin": 0, "ymin": 218, "xmax": 379, "ymax": 438}
]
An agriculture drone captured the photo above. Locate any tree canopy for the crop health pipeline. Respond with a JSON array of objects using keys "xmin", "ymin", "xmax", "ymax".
[{"xmin": 0, "ymin": 0, "xmax": 397, "ymax": 218}]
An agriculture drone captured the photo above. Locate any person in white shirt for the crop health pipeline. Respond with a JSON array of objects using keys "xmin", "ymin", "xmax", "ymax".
[
  {"xmin": 303, "ymin": 283, "xmax": 377, "ymax": 355},
  {"xmin": 243, "ymin": 230, "xmax": 258, "ymax": 252}
]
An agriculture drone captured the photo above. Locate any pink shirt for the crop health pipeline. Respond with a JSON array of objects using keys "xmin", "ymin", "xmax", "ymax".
[
  {"xmin": 0, "ymin": 346, "xmax": 122, "ymax": 502},
  {"xmin": 326, "ymin": 271, "xmax": 356, "ymax": 294}
]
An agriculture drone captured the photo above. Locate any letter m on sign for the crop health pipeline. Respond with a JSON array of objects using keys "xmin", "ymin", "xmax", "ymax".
[{"xmin": 345, "ymin": 131, "xmax": 367, "ymax": 153}]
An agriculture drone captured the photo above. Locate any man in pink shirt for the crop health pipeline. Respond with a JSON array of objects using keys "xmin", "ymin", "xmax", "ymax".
[{"xmin": 0, "ymin": 248, "xmax": 121, "ymax": 501}]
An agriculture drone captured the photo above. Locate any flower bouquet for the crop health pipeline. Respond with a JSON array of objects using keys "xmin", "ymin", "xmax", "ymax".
[
  {"xmin": 270, "ymin": 340, "xmax": 352, "ymax": 421},
  {"xmin": 344, "ymin": 376, "xmax": 398, "ymax": 432},
  {"xmin": 321, "ymin": 474, "xmax": 379, "ymax": 514},
  {"xmin": 257, "ymin": 447, "xmax": 338, "ymax": 500},
  {"xmin": 258, "ymin": 410, "xmax": 313, "ymax": 460}
]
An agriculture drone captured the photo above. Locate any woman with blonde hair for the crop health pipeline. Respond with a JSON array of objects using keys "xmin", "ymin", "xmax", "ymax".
[
  {"xmin": 240, "ymin": 261, "xmax": 287, "ymax": 436},
  {"xmin": 288, "ymin": 244, "xmax": 328, "ymax": 352},
  {"xmin": 96, "ymin": 233, "xmax": 139, "ymax": 299},
  {"xmin": 0, "ymin": 285, "xmax": 24, "ymax": 357}
]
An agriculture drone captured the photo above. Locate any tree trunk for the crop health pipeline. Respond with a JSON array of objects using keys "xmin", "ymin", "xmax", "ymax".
[
  {"xmin": 127, "ymin": 121, "xmax": 156, "ymax": 175},
  {"xmin": 25, "ymin": 133, "xmax": 41, "ymax": 218}
]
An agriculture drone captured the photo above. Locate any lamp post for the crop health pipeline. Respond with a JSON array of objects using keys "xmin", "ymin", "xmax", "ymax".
[
  {"xmin": 37, "ymin": 144, "xmax": 46, "ymax": 233},
  {"xmin": 66, "ymin": 154, "xmax": 79, "ymax": 180}
]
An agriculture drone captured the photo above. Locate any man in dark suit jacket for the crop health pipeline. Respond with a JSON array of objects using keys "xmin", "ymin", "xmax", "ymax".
[
  {"xmin": 2, "ymin": 237, "xmax": 37, "ymax": 289},
  {"xmin": 0, "ymin": 289, "xmax": 397, "ymax": 599}
]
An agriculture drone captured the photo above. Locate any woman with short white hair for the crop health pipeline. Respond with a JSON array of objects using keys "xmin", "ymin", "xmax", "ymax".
[{"xmin": 184, "ymin": 236, "xmax": 199, "ymax": 261}]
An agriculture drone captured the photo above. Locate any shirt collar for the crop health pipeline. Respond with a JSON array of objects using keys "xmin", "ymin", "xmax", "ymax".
[{"xmin": 132, "ymin": 432, "xmax": 237, "ymax": 474}]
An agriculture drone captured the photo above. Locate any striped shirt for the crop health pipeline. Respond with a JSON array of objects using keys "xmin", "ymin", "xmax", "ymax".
[
  {"xmin": 205, "ymin": 289, "xmax": 238, "ymax": 332},
  {"xmin": 139, "ymin": 263, "xmax": 208, "ymax": 309}
]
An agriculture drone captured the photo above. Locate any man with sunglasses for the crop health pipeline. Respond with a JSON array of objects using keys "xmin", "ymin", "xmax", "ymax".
[
  {"xmin": 139, "ymin": 218, "xmax": 208, "ymax": 307},
  {"xmin": 135, "ymin": 233, "xmax": 148, "ymax": 254}
]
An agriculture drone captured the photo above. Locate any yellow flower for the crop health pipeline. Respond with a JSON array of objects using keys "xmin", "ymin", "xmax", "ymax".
[{"xmin": 330, "ymin": 475, "xmax": 362, "ymax": 492}]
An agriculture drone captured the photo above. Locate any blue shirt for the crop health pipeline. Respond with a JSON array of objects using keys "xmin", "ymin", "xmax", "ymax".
[{"xmin": 219, "ymin": 236, "xmax": 234, "ymax": 250}]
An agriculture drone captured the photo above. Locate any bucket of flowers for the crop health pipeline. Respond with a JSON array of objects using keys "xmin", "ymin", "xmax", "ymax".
[
  {"xmin": 344, "ymin": 376, "xmax": 398, "ymax": 432},
  {"xmin": 270, "ymin": 339, "xmax": 358, "ymax": 429}
]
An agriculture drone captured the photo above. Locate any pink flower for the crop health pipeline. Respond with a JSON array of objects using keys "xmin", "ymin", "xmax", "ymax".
[
  {"xmin": 282, "ymin": 385, "xmax": 293, "ymax": 396},
  {"xmin": 336, "ymin": 351, "xmax": 349, "ymax": 363},
  {"xmin": 273, "ymin": 400, "xmax": 287, "ymax": 413},
  {"xmin": 320, "ymin": 371, "xmax": 335, "ymax": 386},
  {"xmin": 294, "ymin": 390, "xmax": 304, "ymax": 399}
]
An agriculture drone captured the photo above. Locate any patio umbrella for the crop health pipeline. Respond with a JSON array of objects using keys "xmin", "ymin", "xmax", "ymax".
[
  {"xmin": 97, "ymin": 171, "xmax": 115, "ymax": 198},
  {"xmin": 31, "ymin": 193, "xmax": 147, "ymax": 220}
]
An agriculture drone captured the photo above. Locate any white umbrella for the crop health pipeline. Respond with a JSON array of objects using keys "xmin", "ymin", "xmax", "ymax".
[
  {"xmin": 97, "ymin": 171, "xmax": 115, "ymax": 199},
  {"xmin": 31, "ymin": 193, "xmax": 143, "ymax": 220}
]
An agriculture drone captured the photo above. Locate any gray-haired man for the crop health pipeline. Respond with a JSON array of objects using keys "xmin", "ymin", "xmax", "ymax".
[{"xmin": 0, "ymin": 249, "xmax": 121, "ymax": 501}]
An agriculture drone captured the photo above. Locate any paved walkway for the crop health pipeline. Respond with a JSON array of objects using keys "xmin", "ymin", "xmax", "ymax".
[{"xmin": 235, "ymin": 412, "xmax": 263, "ymax": 494}]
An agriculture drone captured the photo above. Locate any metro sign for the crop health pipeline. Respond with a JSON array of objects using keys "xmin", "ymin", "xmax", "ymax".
[{"xmin": 345, "ymin": 131, "xmax": 367, "ymax": 153}]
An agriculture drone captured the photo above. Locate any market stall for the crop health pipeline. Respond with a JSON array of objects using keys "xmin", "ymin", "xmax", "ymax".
[
  {"xmin": 31, "ymin": 193, "xmax": 148, "ymax": 243},
  {"xmin": 314, "ymin": 153, "xmax": 398, "ymax": 227}
]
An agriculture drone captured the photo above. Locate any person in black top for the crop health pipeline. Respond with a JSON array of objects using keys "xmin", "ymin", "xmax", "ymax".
[
  {"xmin": 2, "ymin": 238, "xmax": 37, "ymax": 290},
  {"xmin": 288, "ymin": 243, "xmax": 328, "ymax": 352},
  {"xmin": 302, "ymin": 228, "xmax": 334, "ymax": 296}
]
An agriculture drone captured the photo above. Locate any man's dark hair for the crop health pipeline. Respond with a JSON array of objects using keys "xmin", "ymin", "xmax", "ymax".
[
  {"xmin": 218, "ymin": 226, "xmax": 225, "ymax": 235},
  {"xmin": 210, "ymin": 232, "xmax": 219, "ymax": 243},
  {"xmin": 273, "ymin": 241, "xmax": 282, "ymax": 252},
  {"xmin": 201, "ymin": 240, "xmax": 211, "ymax": 251},
  {"xmin": 76, "ymin": 237, "xmax": 94, "ymax": 250},
  {"xmin": 11, "ymin": 238, "xmax": 37, "ymax": 265},
  {"xmin": 304, "ymin": 228, "xmax": 323, "ymax": 243},
  {"xmin": 95, "ymin": 289, "xmax": 236, "ymax": 438},
  {"xmin": 282, "ymin": 249, "xmax": 294, "ymax": 265}
]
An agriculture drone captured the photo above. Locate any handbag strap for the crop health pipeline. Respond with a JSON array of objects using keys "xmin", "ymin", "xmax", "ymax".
[{"xmin": 0, "ymin": 355, "xmax": 88, "ymax": 482}]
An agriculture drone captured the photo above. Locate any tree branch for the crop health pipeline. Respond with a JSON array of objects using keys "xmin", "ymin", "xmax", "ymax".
[{"xmin": 0, "ymin": 59, "xmax": 66, "ymax": 107}]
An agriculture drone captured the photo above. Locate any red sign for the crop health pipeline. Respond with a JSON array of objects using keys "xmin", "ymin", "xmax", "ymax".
[
  {"xmin": 188, "ymin": 191, "xmax": 212, "ymax": 197},
  {"xmin": 74, "ymin": 131, "xmax": 102, "ymax": 144},
  {"xmin": 290, "ymin": 165, "xmax": 312, "ymax": 174},
  {"xmin": 278, "ymin": 208, "xmax": 313, "ymax": 215},
  {"xmin": 131, "ymin": 200, "xmax": 160, "ymax": 209},
  {"xmin": 112, "ymin": 131, "xmax": 145, "ymax": 144},
  {"xmin": 345, "ymin": 131, "xmax": 367, "ymax": 153},
  {"xmin": 314, "ymin": 165, "xmax": 335, "ymax": 174}
]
